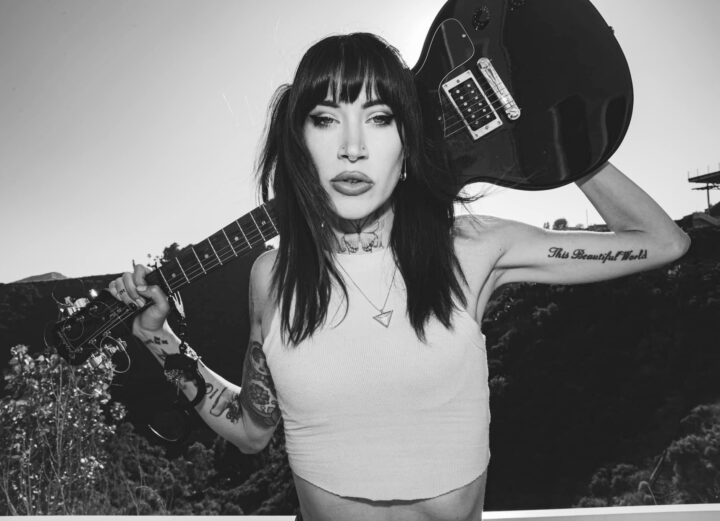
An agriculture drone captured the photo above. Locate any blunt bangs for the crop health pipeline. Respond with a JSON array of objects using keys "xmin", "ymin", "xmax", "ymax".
[{"xmin": 292, "ymin": 33, "xmax": 412, "ymax": 131}]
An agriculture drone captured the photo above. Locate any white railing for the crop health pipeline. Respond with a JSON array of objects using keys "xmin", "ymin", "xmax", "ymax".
[
  {"xmin": 484, "ymin": 504, "xmax": 720, "ymax": 520},
  {"xmin": 152, "ymin": 504, "xmax": 718, "ymax": 520}
]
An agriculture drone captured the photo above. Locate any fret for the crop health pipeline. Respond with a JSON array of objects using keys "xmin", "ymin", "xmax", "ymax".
[
  {"xmin": 156, "ymin": 266, "xmax": 172, "ymax": 294},
  {"xmin": 209, "ymin": 230, "xmax": 236, "ymax": 264},
  {"xmin": 141, "ymin": 201, "xmax": 278, "ymax": 295},
  {"xmin": 191, "ymin": 247, "xmax": 207, "ymax": 275},
  {"xmin": 262, "ymin": 204, "xmax": 279, "ymax": 236},
  {"xmin": 146, "ymin": 268, "xmax": 171, "ymax": 295},
  {"xmin": 221, "ymin": 228, "xmax": 237, "ymax": 256},
  {"xmin": 235, "ymin": 219, "xmax": 252, "ymax": 249},
  {"xmin": 192, "ymin": 240, "xmax": 220, "ymax": 271},
  {"xmin": 249, "ymin": 211, "xmax": 266, "ymax": 242},
  {"xmin": 207, "ymin": 238, "xmax": 223, "ymax": 265},
  {"xmin": 225, "ymin": 222, "xmax": 249, "ymax": 254},
  {"xmin": 175, "ymin": 257, "xmax": 190, "ymax": 284}
]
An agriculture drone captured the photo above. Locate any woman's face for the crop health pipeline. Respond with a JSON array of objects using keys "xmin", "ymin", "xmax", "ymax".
[{"xmin": 303, "ymin": 87, "xmax": 403, "ymax": 223}]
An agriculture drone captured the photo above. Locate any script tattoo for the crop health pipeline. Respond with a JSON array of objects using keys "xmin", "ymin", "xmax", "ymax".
[
  {"xmin": 239, "ymin": 341, "xmax": 280, "ymax": 427},
  {"xmin": 548, "ymin": 246, "xmax": 648, "ymax": 262},
  {"xmin": 205, "ymin": 382, "xmax": 243, "ymax": 423}
]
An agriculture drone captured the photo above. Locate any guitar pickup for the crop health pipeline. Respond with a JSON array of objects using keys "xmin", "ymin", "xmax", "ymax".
[{"xmin": 441, "ymin": 70, "xmax": 502, "ymax": 140}]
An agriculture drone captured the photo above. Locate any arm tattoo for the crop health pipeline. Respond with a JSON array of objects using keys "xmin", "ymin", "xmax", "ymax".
[
  {"xmin": 204, "ymin": 382, "xmax": 244, "ymax": 422},
  {"xmin": 144, "ymin": 336, "xmax": 169, "ymax": 345},
  {"xmin": 198, "ymin": 344, "xmax": 280, "ymax": 426},
  {"xmin": 239, "ymin": 341, "xmax": 281, "ymax": 427},
  {"xmin": 548, "ymin": 246, "xmax": 648, "ymax": 262}
]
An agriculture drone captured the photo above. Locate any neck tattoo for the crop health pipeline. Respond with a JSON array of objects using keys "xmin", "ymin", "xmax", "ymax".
[{"xmin": 338, "ymin": 220, "xmax": 383, "ymax": 254}]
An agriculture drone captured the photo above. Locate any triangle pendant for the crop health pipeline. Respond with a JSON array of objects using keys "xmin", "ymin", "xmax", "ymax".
[{"xmin": 373, "ymin": 310, "xmax": 393, "ymax": 328}]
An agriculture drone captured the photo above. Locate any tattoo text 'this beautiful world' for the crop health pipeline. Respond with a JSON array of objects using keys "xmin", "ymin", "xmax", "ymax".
[{"xmin": 548, "ymin": 246, "xmax": 648, "ymax": 262}]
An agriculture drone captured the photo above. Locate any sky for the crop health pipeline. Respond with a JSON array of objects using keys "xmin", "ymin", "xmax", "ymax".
[{"xmin": 1, "ymin": 0, "xmax": 719, "ymax": 283}]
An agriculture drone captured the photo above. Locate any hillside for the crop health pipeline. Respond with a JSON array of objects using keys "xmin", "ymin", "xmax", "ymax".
[{"xmin": 1, "ymin": 227, "xmax": 718, "ymax": 511}]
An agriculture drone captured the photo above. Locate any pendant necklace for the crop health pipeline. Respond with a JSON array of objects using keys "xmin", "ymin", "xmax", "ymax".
[{"xmin": 335, "ymin": 258, "xmax": 398, "ymax": 328}]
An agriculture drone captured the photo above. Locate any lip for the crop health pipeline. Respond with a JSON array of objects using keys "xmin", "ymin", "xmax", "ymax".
[{"xmin": 330, "ymin": 171, "xmax": 374, "ymax": 196}]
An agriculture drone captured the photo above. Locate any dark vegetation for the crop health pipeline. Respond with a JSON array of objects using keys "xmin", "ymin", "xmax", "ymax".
[{"xmin": 1, "ymin": 227, "xmax": 719, "ymax": 513}]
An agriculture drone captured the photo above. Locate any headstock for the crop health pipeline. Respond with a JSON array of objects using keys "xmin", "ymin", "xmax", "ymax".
[{"xmin": 51, "ymin": 290, "xmax": 135, "ymax": 365}]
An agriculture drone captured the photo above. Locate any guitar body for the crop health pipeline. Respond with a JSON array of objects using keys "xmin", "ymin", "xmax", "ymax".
[{"xmin": 413, "ymin": 0, "xmax": 633, "ymax": 190}]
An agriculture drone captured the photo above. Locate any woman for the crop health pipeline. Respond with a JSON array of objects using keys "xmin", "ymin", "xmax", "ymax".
[{"xmin": 108, "ymin": 33, "xmax": 689, "ymax": 521}]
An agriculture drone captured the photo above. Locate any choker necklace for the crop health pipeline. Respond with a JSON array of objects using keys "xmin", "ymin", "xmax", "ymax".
[{"xmin": 335, "ymin": 259, "xmax": 398, "ymax": 328}]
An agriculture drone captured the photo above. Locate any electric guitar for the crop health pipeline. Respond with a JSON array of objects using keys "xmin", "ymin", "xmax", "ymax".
[{"xmin": 51, "ymin": 0, "xmax": 632, "ymax": 364}]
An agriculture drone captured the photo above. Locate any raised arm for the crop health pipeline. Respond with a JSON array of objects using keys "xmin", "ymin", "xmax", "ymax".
[
  {"xmin": 490, "ymin": 162, "xmax": 690, "ymax": 287},
  {"xmin": 107, "ymin": 250, "xmax": 281, "ymax": 454}
]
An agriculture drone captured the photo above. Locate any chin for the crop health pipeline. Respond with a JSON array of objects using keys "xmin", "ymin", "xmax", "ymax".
[{"xmin": 331, "ymin": 198, "xmax": 383, "ymax": 221}]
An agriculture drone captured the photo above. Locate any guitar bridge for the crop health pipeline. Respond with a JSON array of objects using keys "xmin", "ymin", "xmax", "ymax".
[
  {"xmin": 441, "ymin": 70, "xmax": 502, "ymax": 140},
  {"xmin": 477, "ymin": 57, "xmax": 521, "ymax": 121}
]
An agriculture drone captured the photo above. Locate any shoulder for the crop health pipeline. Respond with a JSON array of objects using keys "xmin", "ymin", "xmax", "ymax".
[
  {"xmin": 453, "ymin": 214, "xmax": 545, "ymax": 279},
  {"xmin": 454, "ymin": 214, "xmax": 541, "ymax": 252},
  {"xmin": 453, "ymin": 214, "xmax": 513, "ymax": 255},
  {"xmin": 452, "ymin": 214, "xmax": 511, "ymax": 283},
  {"xmin": 250, "ymin": 247, "xmax": 278, "ymax": 282},
  {"xmin": 249, "ymin": 248, "xmax": 278, "ymax": 323}
]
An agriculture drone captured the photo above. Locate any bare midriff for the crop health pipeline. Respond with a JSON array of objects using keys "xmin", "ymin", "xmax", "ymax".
[{"xmin": 293, "ymin": 469, "xmax": 487, "ymax": 521}]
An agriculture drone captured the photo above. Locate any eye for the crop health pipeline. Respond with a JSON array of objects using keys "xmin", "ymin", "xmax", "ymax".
[
  {"xmin": 368, "ymin": 113, "xmax": 395, "ymax": 127},
  {"xmin": 308, "ymin": 115, "xmax": 336, "ymax": 128}
]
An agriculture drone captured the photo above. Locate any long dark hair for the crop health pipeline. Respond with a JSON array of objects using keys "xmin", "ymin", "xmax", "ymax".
[{"xmin": 257, "ymin": 32, "xmax": 469, "ymax": 344}]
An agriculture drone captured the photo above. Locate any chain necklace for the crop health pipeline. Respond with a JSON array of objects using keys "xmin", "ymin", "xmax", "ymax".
[{"xmin": 335, "ymin": 257, "xmax": 398, "ymax": 328}]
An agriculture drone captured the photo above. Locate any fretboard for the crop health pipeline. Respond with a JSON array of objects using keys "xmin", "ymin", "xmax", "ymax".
[{"xmin": 145, "ymin": 201, "xmax": 278, "ymax": 294}]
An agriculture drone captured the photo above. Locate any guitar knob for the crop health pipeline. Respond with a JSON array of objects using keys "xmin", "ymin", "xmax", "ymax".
[{"xmin": 472, "ymin": 6, "xmax": 491, "ymax": 31}]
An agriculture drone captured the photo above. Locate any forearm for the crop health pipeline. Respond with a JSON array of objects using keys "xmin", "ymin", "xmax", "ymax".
[
  {"xmin": 140, "ymin": 327, "xmax": 265, "ymax": 453},
  {"xmin": 576, "ymin": 162, "xmax": 690, "ymax": 254}
]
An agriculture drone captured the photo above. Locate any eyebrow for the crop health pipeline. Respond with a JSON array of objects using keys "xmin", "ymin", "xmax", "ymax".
[{"xmin": 315, "ymin": 99, "xmax": 389, "ymax": 109}]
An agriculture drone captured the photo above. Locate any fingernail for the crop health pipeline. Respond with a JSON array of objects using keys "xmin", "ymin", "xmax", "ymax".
[
  {"xmin": 136, "ymin": 298, "xmax": 145, "ymax": 308},
  {"xmin": 137, "ymin": 285, "xmax": 147, "ymax": 291}
]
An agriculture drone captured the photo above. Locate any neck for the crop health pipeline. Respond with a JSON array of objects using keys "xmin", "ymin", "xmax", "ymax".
[{"xmin": 331, "ymin": 202, "xmax": 393, "ymax": 254}]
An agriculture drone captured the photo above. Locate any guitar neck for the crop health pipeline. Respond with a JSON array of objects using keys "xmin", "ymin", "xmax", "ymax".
[{"xmin": 145, "ymin": 201, "xmax": 278, "ymax": 294}]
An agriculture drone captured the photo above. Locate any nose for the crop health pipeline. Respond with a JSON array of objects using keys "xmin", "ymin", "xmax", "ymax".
[{"xmin": 338, "ymin": 123, "xmax": 367, "ymax": 161}]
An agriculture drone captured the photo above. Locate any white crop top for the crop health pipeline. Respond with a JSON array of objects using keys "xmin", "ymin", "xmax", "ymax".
[{"xmin": 262, "ymin": 248, "xmax": 490, "ymax": 501}]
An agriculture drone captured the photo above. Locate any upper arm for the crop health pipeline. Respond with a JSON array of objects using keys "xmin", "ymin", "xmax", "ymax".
[
  {"xmin": 237, "ymin": 249, "xmax": 281, "ymax": 449},
  {"xmin": 491, "ymin": 217, "xmax": 688, "ymax": 287}
]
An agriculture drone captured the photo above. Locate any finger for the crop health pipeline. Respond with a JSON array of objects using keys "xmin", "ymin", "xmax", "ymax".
[
  {"xmin": 136, "ymin": 284, "xmax": 169, "ymax": 315},
  {"xmin": 110, "ymin": 277, "xmax": 131, "ymax": 303},
  {"xmin": 107, "ymin": 279, "xmax": 119, "ymax": 299},
  {"xmin": 133, "ymin": 263, "xmax": 150, "ymax": 287},
  {"xmin": 121, "ymin": 272, "xmax": 144, "ymax": 308}
]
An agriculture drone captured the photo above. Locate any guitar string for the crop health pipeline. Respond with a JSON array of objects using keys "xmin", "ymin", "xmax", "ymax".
[
  {"xmin": 83, "ymin": 227, "xmax": 271, "ymax": 344},
  {"xmin": 441, "ymin": 93, "xmax": 514, "ymax": 135},
  {"xmin": 158, "ymin": 205, "xmax": 278, "ymax": 288},
  {"xmin": 77, "ymin": 223, "xmax": 276, "ymax": 350},
  {"xmin": 439, "ymin": 78, "xmax": 521, "ymax": 132}
]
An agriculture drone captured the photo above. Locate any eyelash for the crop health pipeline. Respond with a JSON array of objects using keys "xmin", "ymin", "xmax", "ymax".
[
  {"xmin": 309, "ymin": 115, "xmax": 335, "ymax": 128},
  {"xmin": 308, "ymin": 114, "xmax": 395, "ymax": 128},
  {"xmin": 369, "ymin": 114, "xmax": 395, "ymax": 126}
]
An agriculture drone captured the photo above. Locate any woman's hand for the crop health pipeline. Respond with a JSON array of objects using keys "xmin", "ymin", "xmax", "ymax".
[{"xmin": 107, "ymin": 263, "xmax": 172, "ymax": 341}]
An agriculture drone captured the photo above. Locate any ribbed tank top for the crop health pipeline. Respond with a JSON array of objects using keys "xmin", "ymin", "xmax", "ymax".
[{"xmin": 262, "ymin": 248, "xmax": 490, "ymax": 501}]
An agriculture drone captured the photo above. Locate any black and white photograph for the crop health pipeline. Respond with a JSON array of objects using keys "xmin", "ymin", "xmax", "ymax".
[{"xmin": 1, "ymin": 1, "xmax": 719, "ymax": 519}]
